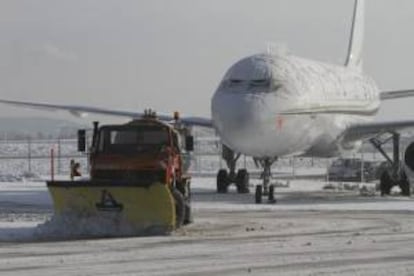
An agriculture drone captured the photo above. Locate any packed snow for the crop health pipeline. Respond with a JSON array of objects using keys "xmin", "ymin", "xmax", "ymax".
[{"xmin": 0, "ymin": 175, "xmax": 414, "ymax": 275}]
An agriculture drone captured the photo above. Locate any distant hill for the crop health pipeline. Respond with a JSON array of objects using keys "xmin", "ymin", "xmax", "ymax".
[{"xmin": 0, "ymin": 117, "xmax": 86, "ymax": 139}]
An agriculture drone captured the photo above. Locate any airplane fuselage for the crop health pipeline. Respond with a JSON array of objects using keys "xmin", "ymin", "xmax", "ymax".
[{"xmin": 211, "ymin": 53, "xmax": 380, "ymax": 158}]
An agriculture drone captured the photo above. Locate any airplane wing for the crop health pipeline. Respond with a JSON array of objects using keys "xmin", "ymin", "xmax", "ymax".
[
  {"xmin": 380, "ymin": 89, "xmax": 414, "ymax": 100},
  {"xmin": 338, "ymin": 89, "xmax": 414, "ymax": 142},
  {"xmin": 342, "ymin": 120, "xmax": 414, "ymax": 143},
  {"xmin": 0, "ymin": 99, "xmax": 213, "ymax": 128}
]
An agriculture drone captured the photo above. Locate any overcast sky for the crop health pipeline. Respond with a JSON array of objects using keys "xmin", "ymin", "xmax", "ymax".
[{"xmin": 0, "ymin": 0, "xmax": 413, "ymax": 123}]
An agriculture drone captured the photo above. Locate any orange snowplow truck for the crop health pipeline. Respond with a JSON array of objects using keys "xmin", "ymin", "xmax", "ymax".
[{"xmin": 47, "ymin": 110, "xmax": 194, "ymax": 233}]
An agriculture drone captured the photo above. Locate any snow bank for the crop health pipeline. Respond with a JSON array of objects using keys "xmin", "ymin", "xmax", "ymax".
[
  {"xmin": 0, "ymin": 214, "xmax": 171, "ymax": 242},
  {"xmin": 35, "ymin": 212, "xmax": 171, "ymax": 240}
]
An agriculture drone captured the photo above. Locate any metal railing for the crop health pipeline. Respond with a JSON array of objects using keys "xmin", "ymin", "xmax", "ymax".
[
  {"xmin": 0, "ymin": 137, "xmax": 330, "ymax": 178},
  {"xmin": 0, "ymin": 138, "xmax": 85, "ymax": 176}
]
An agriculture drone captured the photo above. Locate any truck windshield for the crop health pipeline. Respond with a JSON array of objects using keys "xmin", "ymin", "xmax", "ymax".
[{"xmin": 98, "ymin": 126, "xmax": 169, "ymax": 153}]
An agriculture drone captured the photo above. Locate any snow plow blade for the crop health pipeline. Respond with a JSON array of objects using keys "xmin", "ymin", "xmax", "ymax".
[{"xmin": 46, "ymin": 180, "xmax": 176, "ymax": 234}]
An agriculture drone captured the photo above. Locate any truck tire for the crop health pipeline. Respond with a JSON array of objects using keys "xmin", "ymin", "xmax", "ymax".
[
  {"xmin": 217, "ymin": 169, "xmax": 228, "ymax": 193},
  {"xmin": 184, "ymin": 201, "xmax": 193, "ymax": 225},
  {"xmin": 184, "ymin": 181, "xmax": 193, "ymax": 224},
  {"xmin": 172, "ymin": 188, "xmax": 185, "ymax": 228},
  {"xmin": 236, "ymin": 169, "xmax": 250, "ymax": 194}
]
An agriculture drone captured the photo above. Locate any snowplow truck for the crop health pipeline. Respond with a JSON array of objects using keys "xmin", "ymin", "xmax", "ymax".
[{"xmin": 47, "ymin": 111, "xmax": 194, "ymax": 234}]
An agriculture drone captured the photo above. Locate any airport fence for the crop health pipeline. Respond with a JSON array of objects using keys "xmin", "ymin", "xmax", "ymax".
[
  {"xmin": 0, "ymin": 137, "xmax": 386, "ymax": 180},
  {"xmin": 0, "ymin": 138, "xmax": 86, "ymax": 180}
]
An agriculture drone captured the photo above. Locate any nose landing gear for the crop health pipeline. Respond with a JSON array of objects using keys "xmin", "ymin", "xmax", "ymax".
[{"xmin": 254, "ymin": 158, "xmax": 277, "ymax": 204}]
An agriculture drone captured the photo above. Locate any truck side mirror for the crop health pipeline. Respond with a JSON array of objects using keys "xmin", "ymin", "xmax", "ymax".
[
  {"xmin": 78, "ymin": 129, "xmax": 86, "ymax": 152},
  {"xmin": 185, "ymin": 135, "xmax": 194, "ymax": 151}
]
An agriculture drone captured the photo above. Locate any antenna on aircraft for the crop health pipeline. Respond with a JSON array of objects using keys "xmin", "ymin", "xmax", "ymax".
[{"xmin": 266, "ymin": 42, "xmax": 289, "ymax": 56}]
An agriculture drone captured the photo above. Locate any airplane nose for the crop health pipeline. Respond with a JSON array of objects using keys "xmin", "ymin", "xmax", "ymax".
[
  {"xmin": 211, "ymin": 90, "xmax": 276, "ymax": 153},
  {"xmin": 212, "ymin": 92, "xmax": 261, "ymax": 134}
]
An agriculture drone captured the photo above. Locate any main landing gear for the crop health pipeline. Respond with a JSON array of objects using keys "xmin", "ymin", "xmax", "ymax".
[
  {"xmin": 216, "ymin": 145, "xmax": 250, "ymax": 194},
  {"xmin": 370, "ymin": 132, "xmax": 411, "ymax": 196}
]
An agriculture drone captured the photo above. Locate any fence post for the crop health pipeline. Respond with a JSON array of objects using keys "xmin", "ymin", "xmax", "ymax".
[
  {"xmin": 361, "ymin": 151, "xmax": 364, "ymax": 183},
  {"xmin": 50, "ymin": 148, "xmax": 54, "ymax": 181},
  {"xmin": 27, "ymin": 137, "xmax": 32, "ymax": 173},
  {"xmin": 57, "ymin": 138, "xmax": 61, "ymax": 174},
  {"xmin": 86, "ymin": 135, "xmax": 90, "ymax": 173}
]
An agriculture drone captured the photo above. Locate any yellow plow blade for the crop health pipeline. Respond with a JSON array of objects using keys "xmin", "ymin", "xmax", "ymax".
[{"xmin": 47, "ymin": 181, "xmax": 176, "ymax": 234}]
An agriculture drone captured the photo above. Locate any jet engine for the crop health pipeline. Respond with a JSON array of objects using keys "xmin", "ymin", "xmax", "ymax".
[{"xmin": 404, "ymin": 141, "xmax": 414, "ymax": 175}]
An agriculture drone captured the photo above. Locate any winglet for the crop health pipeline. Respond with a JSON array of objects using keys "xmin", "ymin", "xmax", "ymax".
[{"xmin": 345, "ymin": 0, "xmax": 365, "ymax": 70}]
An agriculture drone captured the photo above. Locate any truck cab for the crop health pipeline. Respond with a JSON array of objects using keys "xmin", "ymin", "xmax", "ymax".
[{"xmin": 81, "ymin": 114, "xmax": 193, "ymax": 190}]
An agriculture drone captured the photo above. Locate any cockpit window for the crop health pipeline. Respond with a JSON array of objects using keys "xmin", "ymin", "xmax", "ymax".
[
  {"xmin": 230, "ymin": 79, "xmax": 243, "ymax": 84},
  {"xmin": 249, "ymin": 79, "xmax": 270, "ymax": 87},
  {"xmin": 221, "ymin": 78, "xmax": 280, "ymax": 93},
  {"xmin": 227, "ymin": 79, "xmax": 244, "ymax": 87}
]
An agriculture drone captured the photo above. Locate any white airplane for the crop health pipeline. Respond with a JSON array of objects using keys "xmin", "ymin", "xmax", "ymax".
[{"xmin": 2, "ymin": 0, "xmax": 414, "ymax": 202}]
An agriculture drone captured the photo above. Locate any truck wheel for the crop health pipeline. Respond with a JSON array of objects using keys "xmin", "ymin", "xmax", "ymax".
[
  {"xmin": 217, "ymin": 169, "xmax": 228, "ymax": 193},
  {"xmin": 172, "ymin": 189, "xmax": 185, "ymax": 228},
  {"xmin": 380, "ymin": 171, "xmax": 393, "ymax": 196},
  {"xmin": 184, "ymin": 201, "xmax": 193, "ymax": 225},
  {"xmin": 236, "ymin": 169, "xmax": 250, "ymax": 194},
  {"xmin": 183, "ymin": 180, "xmax": 193, "ymax": 224},
  {"xmin": 399, "ymin": 172, "xmax": 411, "ymax": 196}
]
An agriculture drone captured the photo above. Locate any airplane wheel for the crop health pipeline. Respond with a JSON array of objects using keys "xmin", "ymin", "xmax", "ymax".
[
  {"xmin": 399, "ymin": 172, "xmax": 411, "ymax": 196},
  {"xmin": 217, "ymin": 169, "xmax": 228, "ymax": 193},
  {"xmin": 268, "ymin": 184, "xmax": 276, "ymax": 203},
  {"xmin": 255, "ymin": 185, "xmax": 263, "ymax": 204},
  {"xmin": 380, "ymin": 171, "xmax": 393, "ymax": 196},
  {"xmin": 236, "ymin": 169, "xmax": 250, "ymax": 194}
]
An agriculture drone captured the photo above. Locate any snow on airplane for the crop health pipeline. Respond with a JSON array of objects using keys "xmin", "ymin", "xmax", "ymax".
[{"xmin": 2, "ymin": 0, "xmax": 414, "ymax": 203}]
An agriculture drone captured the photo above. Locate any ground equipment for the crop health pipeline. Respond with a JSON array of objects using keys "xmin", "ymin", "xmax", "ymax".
[{"xmin": 47, "ymin": 110, "xmax": 194, "ymax": 234}]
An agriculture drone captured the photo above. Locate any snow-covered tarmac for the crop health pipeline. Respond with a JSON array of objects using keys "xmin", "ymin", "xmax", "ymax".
[{"xmin": 1, "ymin": 177, "xmax": 414, "ymax": 275}]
